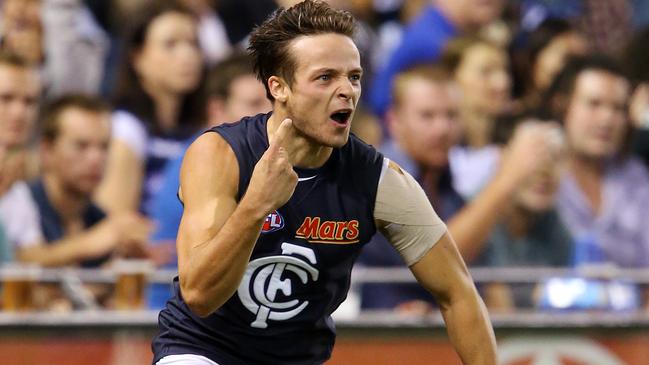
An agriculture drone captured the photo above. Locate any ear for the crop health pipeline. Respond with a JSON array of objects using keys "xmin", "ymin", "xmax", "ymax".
[{"xmin": 268, "ymin": 76, "xmax": 289, "ymax": 103}]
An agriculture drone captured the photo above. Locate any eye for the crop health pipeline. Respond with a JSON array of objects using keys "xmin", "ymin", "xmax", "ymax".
[
  {"xmin": 350, "ymin": 74, "xmax": 361, "ymax": 82},
  {"xmin": 318, "ymin": 74, "xmax": 331, "ymax": 81}
]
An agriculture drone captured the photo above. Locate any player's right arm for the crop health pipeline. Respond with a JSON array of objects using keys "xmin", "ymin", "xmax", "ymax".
[{"xmin": 177, "ymin": 119, "xmax": 297, "ymax": 317}]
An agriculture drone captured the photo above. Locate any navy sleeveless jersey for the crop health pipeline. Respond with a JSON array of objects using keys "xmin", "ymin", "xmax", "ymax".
[{"xmin": 152, "ymin": 112, "xmax": 384, "ymax": 365}]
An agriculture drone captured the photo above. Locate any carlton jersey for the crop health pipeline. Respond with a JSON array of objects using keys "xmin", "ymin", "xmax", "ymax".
[{"xmin": 152, "ymin": 112, "xmax": 384, "ymax": 365}]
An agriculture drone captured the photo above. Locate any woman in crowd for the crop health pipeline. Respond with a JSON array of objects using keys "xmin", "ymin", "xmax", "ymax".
[
  {"xmin": 95, "ymin": 0, "xmax": 206, "ymax": 215},
  {"xmin": 440, "ymin": 36, "xmax": 512, "ymax": 200}
]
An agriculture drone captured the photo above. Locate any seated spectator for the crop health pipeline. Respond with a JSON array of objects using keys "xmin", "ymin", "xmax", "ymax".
[
  {"xmin": 474, "ymin": 114, "xmax": 573, "ymax": 311},
  {"xmin": 440, "ymin": 36, "xmax": 512, "ymax": 199},
  {"xmin": 369, "ymin": 0, "xmax": 505, "ymax": 117},
  {"xmin": 146, "ymin": 52, "xmax": 270, "ymax": 308},
  {"xmin": 0, "ymin": 52, "xmax": 42, "ymax": 256},
  {"xmin": 0, "ymin": 0, "xmax": 43, "ymax": 66},
  {"xmin": 95, "ymin": 0, "xmax": 206, "ymax": 215},
  {"xmin": 16, "ymin": 95, "xmax": 152, "ymax": 268},
  {"xmin": 0, "ymin": 52, "xmax": 41, "ymax": 192},
  {"xmin": 477, "ymin": 115, "xmax": 572, "ymax": 267},
  {"xmin": 542, "ymin": 55, "xmax": 649, "ymax": 267}
]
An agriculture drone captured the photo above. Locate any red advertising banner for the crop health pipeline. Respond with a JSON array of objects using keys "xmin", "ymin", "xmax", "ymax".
[{"xmin": 2, "ymin": 334, "xmax": 649, "ymax": 365}]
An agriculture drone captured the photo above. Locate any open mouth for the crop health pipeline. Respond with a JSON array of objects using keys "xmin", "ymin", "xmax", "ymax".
[{"xmin": 330, "ymin": 109, "xmax": 352, "ymax": 125}]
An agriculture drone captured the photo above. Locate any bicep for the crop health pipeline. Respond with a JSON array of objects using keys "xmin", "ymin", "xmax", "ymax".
[
  {"xmin": 176, "ymin": 132, "xmax": 239, "ymax": 273},
  {"xmin": 409, "ymin": 233, "xmax": 474, "ymax": 306}
]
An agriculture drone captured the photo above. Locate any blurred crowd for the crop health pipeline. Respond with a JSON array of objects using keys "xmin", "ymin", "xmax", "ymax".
[{"xmin": 1, "ymin": 0, "xmax": 649, "ymax": 315}]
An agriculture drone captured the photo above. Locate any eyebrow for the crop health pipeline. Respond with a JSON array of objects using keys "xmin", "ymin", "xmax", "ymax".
[{"xmin": 310, "ymin": 67, "xmax": 363, "ymax": 75}]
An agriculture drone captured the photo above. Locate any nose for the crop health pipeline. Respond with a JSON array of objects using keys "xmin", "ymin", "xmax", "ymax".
[{"xmin": 338, "ymin": 78, "xmax": 355, "ymax": 101}]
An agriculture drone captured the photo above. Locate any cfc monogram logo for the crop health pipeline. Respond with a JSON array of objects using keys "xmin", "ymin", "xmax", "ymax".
[{"xmin": 237, "ymin": 243, "xmax": 319, "ymax": 328}]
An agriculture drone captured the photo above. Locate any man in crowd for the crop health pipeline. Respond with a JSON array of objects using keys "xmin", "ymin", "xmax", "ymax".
[{"xmin": 17, "ymin": 95, "xmax": 152, "ymax": 267}]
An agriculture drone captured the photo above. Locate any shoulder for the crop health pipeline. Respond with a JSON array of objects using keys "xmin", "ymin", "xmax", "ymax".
[
  {"xmin": 344, "ymin": 134, "xmax": 384, "ymax": 170},
  {"xmin": 617, "ymin": 156, "xmax": 649, "ymax": 181},
  {"xmin": 111, "ymin": 110, "xmax": 148, "ymax": 159},
  {"xmin": 1, "ymin": 181, "xmax": 34, "ymax": 207},
  {"xmin": 181, "ymin": 132, "xmax": 238, "ymax": 194}
]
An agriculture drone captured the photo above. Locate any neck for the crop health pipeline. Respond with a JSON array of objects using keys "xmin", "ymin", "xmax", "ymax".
[
  {"xmin": 462, "ymin": 109, "xmax": 493, "ymax": 148},
  {"xmin": 267, "ymin": 111, "xmax": 333, "ymax": 169},
  {"xmin": 142, "ymin": 82, "xmax": 181, "ymax": 133},
  {"xmin": 504, "ymin": 204, "xmax": 535, "ymax": 239},
  {"xmin": 42, "ymin": 174, "xmax": 88, "ymax": 222},
  {"xmin": 568, "ymin": 153, "xmax": 606, "ymax": 177}
]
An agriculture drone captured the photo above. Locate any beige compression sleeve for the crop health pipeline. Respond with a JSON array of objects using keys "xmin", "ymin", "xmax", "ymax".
[{"xmin": 374, "ymin": 158, "xmax": 447, "ymax": 266}]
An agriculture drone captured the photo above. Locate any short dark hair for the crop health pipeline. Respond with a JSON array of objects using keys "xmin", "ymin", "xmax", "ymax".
[
  {"xmin": 41, "ymin": 94, "xmax": 111, "ymax": 142},
  {"xmin": 540, "ymin": 54, "xmax": 628, "ymax": 121},
  {"xmin": 248, "ymin": 0, "xmax": 356, "ymax": 101},
  {"xmin": 206, "ymin": 52, "xmax": 256, "ymax": 100}
]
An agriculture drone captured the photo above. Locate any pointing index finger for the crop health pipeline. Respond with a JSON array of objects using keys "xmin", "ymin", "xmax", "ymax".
[{"xmin": 269, "ymin": 118, "xmax": 293, "ymax": 152}]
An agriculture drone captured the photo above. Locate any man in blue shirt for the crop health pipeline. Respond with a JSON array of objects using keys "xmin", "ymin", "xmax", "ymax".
[{"xmin": 370, "ymin": 0, "xmax": 504, "ymax": 117}]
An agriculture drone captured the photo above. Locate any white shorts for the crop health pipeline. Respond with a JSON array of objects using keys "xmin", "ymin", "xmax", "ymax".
[{"xmin": 156, "ymin": 354, "xmax": 220, "ymax": 365}]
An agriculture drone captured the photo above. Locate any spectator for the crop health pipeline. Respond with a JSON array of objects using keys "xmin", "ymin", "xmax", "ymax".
[
  {"xmin": 474, "ymin": 114, "xmax": 573, "ymax": 311},
  {"xmin": 0, "ymin": 52, "xmax": 41, "ymax": 190},
  {"xmin": 0, "ymin": 52, "xmax": 42, "ymax": 256},
  {"xmin": 94, "ymin": 0, "xmax": 206, "ymax": 215},
  {"xmin": 41, "ymin": 0, "xmax": 110, "ymax": 96},
  {"xmin": 17, "ymin": 95, "xmax": 153, "ymax": 268},
  {"xmin": 543, "ymin": 55, "xmax": 649, "ymax": 267},
  {"xmin": 146, "ymin": 52, "xmax": 270, "ymax": 308},
  {"xmin": 440, "ymin": 36, "xmax": 512, "ymax": 199},
  {"xmin": 369, "ymin": 0, "xmax": 505, "ymax": 117},
  {"xmin": 0, "ymin": 0, "xmax": 43, "ymax": 66}
]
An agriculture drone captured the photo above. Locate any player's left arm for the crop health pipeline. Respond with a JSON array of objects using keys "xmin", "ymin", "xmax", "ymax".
[
  {"xmin": 374, "ymin": 158, "xmax": 497, "ymax": 365},
  {"xmin": 410, "ymin": 233, "xmax": 497, "ymax": 365}
]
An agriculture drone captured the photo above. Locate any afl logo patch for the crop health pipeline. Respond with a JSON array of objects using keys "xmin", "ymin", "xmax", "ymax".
[{"xmin": 262, "ymin": 211, "xmax": 284, "ymax": 233}]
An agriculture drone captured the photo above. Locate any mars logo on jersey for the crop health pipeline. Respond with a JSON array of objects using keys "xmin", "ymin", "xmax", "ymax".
[
  {"xmin": 261, "ymin": 210, "xmax": 284, "ymax": 233},
  {"xmin": 237, "ymin": 242, "xmax": 319, "ymax": 329},
  {"xmin": 295, "ymin": 217, "xmax": 360, "ymax": 244}
]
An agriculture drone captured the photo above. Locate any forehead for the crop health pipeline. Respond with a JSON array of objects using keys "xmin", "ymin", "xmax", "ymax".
[
  {"xmin": 463, "ymin": 43, "xmax": 506, "ymax": 64},
  {"xmin": 288, "ymin": 33, "xmax": 361, "ymax": 75},
  {"xmin": 574, "ymin": 69, "xmax": 629, "ymax": 97},
  {"xmin": 146, "ymin": 12, "xmax": 196, "ymax": 39},
  {"xmin": 0, "ymin": 64, "xmax": 39, "ymax": 93},
  {"xmin": 403, "ymin": 78, "xmax": 459, "ymax": 104},
  {"xmin": 58, "ymin": 108, "xmax": 110, "ymax": 137}
]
